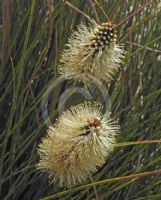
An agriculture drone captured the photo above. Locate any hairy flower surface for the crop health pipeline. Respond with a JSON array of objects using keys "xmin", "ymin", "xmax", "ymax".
[
  {"xmin": 59, "ymin": 20, "xmax": 125, "ymax": 84},
  {"xmin": 37, "ymin": 102, "xmax": 119, "ymax": 188}
]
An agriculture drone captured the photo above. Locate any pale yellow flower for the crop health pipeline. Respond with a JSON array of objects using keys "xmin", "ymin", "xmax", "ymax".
[
  {"xmin": 37, "ymin": 102, "xmax": 119, "ymax": 188},
  {"xmin": 59, "ymin": 20, "xmax": 125, "ymax": 85}
]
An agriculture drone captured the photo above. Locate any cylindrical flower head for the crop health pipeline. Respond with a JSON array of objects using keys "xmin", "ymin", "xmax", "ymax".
[
  {"xmin": 37, "ymin": 102, "xmax": 119, "ymax": 188},
  {"xmin": 59, "ymin": 20, "xmax": 125, "ymax": 85}
]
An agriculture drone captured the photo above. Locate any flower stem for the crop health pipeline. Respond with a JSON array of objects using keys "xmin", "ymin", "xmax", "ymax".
[
  {"xmin": 116, "ymin": 139, "xmax": 161, "ymax": 147},
  {"xmin": 116, "ymin": 0, "xmax": 154, "ymax": 28},
  {"xmin": 89, "ymin": 174, "xmax": 100, "ymax": 200}
]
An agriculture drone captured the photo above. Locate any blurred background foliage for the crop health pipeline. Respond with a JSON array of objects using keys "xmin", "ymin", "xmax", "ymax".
[{"xmin": 0, "ymin": 0, "xmax": 161, "ymax": 199}]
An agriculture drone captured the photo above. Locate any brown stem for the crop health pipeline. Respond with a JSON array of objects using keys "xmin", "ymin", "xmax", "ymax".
[
  {"xmin": 65, "ymin": 1, "xmax": 91, "ymax": 20},
  {"xmin": 119, "ymin": 5, "xmax": 161, "ymax": 43},
  {"xmin": 89, "ymin": 174, "xmax": 100, "ymax": 200},
  {"xmin": 116, "ymin": 139, "xmax": 161, "ymax": 147},
  {"xmin": 106, "ymin": 169, "xmax": 161, "ymax": 183},
  {"xmin": 94, "ymin": 0, "xmax": 110, "ymax": 22},
  {"xmin": 116, "ymin": 0, "xmax": 154, "ymax": 28},
  {"xmin": 40, "ymin": 168, "xmax": 161, "ymax": 200},
  {"xmin": 88, "ymin": 0, "xmax": 100, "ymax": 23}
]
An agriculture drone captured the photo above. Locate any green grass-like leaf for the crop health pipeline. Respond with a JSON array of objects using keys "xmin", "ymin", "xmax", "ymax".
[{"xmin": 1, "ymin": 0, "xmax": 161, "ymax": 199}]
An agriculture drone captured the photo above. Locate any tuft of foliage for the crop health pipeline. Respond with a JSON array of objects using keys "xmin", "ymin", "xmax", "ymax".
[{"xmin": 0, "ymin": 0, "xmax": 161, "ymax": 199}]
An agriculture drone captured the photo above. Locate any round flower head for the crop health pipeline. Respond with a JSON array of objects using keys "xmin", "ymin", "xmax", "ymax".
[
  {"xmin": 37, "ymin": 102, "xmax": 119, "ymax": 188},
  {"xmin": 59, "ymin": 20, "xmax": 125, "ymax": 85}
]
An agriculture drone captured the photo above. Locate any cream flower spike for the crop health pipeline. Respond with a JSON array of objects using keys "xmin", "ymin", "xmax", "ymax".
[
  {"xmin": 37, "ymin": 102, "xmax": 119, "ymax": 188},
  {"xmin": 59, "ymin": 20, "xmax": 125, "ymax": 85}
]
